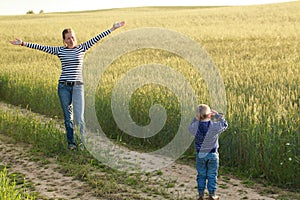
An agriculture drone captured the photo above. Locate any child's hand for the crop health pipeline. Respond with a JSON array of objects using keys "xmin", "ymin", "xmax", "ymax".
[{"xmin": 211, "ymin": 109, "xmax": 218, "ymax": 115}]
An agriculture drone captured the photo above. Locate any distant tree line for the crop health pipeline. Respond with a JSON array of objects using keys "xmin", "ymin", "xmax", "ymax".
[{"xmin": 26, "ymin": 10, "xmax": 44, "ymax": 14}]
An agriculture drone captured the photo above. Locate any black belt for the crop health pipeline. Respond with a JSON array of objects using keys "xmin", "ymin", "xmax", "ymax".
[
  {"xmin": 59, "ymin": 81, "xmax": 83, "ymax": 86},
  {"xmin": 197, "ymin": 148, "xmax": 217, "ymax": 154}
]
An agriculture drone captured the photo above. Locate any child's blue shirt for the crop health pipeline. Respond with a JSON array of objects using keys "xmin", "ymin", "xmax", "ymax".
[{"xmin": 189, "ymin": 114, "xmax": 228, "ymax": 153}]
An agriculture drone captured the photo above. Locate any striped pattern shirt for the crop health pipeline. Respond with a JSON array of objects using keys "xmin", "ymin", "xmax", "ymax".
[
  {"xmin": 189, "ymin": 114, "xmax": 228, "ymax": 153},
  {"xmin": 24, "ymin": 29, "xmax": 111, "ymax": 83}
]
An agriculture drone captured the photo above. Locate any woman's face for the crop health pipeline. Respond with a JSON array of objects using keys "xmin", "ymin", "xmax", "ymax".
[{"xmin": 63, "ymin": 32, "xmax": 77, "ymax": 48}]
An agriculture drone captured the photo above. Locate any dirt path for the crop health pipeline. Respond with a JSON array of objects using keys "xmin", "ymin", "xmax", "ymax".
[
  {"xmin": 0, "ymin": 135, "xmax": 99, "ymax": 200},
  {"xmin": 0, "ymin": 102, "xmax": 279, "ymax": 200},
  {"xmin": 160, "ymin": 163, "xmax": 276, "ymax": 200}
]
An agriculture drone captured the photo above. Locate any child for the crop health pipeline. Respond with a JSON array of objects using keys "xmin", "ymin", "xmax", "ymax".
[{"xmin": 189, "ymin": 104, "xmax": 228, "ymax": 200}]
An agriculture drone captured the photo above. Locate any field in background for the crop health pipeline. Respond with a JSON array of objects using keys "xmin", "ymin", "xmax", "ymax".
[{"xmin": 0, "ymin": 1, "xmax": 299, "ymax": 189}]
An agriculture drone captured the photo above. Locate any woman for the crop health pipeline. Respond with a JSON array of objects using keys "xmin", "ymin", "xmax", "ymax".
[{"xmin": 10, "ymin": 21, "xmax": 125, "ymax": 150}]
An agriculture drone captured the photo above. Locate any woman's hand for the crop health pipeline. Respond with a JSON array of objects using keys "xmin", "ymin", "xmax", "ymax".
[
  {"xmin": 110, "ymin": 21, "xmax": 125, "ymax": 31},
  {"xmin": 10, "ymin": 38, "xmax": 23, "ymax": 45}
]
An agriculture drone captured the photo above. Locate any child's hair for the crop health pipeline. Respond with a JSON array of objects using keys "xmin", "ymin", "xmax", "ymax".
[{"xmin": 196, "ymin": 104, "xmax": 211, "ymax": 120}]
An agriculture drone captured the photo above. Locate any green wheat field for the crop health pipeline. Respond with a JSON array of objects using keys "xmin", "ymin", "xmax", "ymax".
[{"xmin": 0, "ymin": 0, "xmax": 299, "ymax": 192}]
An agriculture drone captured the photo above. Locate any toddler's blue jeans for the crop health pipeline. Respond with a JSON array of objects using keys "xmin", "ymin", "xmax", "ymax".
[{"xmin": 196, "ymin": 152, "xmax": 219, "ymax": 196}]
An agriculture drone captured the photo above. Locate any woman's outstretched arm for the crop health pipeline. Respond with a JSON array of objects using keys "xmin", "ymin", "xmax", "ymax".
[{"xmin": 9, "ymin": 38, "xmax": 61, "ymax": 55}]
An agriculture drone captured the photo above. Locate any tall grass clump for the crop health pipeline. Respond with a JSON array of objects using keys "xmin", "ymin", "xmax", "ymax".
[
  {"xmin": 0, "ymin": 105, "xmax": 67, "ymax": 155},
  {"xmin": 0, "ymin": 167, "xmax": 36, "ymax": 200},
  {"xmin": 0, "ymin": 1, "xmax": 299, "ymax": 188}
]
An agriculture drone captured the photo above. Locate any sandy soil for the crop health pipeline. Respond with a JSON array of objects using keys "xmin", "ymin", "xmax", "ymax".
[
  {"xmin": 0, "ymin": 136, "xmax": 99, "ymax": 200},
  {"xmin": 0, "ymin": 102, "xmax": 279, "ymax": 200}
]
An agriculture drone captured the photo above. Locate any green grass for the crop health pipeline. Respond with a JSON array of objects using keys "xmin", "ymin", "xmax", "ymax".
[
  {"xmin": 0, "ymin": 1, "xmax": 299, "ymax": 189},
  {"xmin": 0, "ymin": 166, "xmax": 36, "ymax": 200},
  {"xmin": 0, "ymin": 106, "xmax": 180, "ymax": 199}
]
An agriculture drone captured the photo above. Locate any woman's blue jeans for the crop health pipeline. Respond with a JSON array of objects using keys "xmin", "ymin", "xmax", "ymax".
[
  {"xmin": 58, "ymin": 83, "xmax": 85, "ymax": 146},
  {"xmin": 196, "ymin": 152, "xmax": 219, "ymax": 196}
]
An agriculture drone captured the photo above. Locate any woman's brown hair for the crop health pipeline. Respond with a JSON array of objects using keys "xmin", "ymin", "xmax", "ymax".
[{"xmin": 62, "ymin": 28, "xmax": 73, "ymax": 39}]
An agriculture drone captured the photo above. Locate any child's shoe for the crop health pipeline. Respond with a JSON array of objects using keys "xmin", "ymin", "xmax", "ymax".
[
  {"xmin": 208, "ymin": 195, "xmax": 219, "ymax": 200},
  {"xmin": 197, "ymin": 196, "xmax": 204, "ymax": 200}
]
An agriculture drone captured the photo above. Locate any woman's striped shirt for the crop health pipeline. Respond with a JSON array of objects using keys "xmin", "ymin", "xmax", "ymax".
[{"xmin": 24, "ymin": 29, "xmax": 111, "ymax": 83}]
